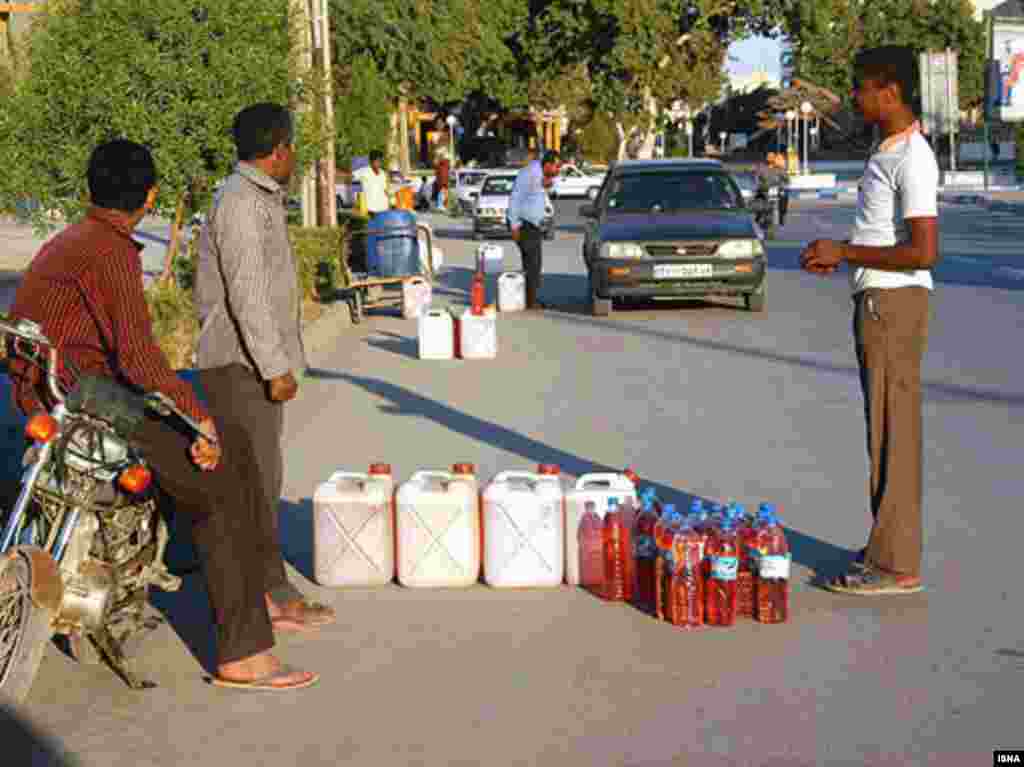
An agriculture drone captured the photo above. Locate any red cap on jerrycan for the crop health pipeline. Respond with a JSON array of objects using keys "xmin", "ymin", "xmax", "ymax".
[
  {"xmin": 538, "ymin": 464, "xmax": 560, "ymax": 475},
  {"xmin": 623, "ymin": 467, "xmax": 640, "ymax": 486},
  {"xmin": 369, "ymin": 463, "xmax": 392, "ymax": 475},
  {"xmin": 451, "ymin": 463, "xmax": 476, "ymax": 476}
]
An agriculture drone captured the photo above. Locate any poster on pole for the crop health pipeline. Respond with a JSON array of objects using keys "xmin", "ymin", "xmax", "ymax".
[
  {"xmin": 992, "ymin": 17, "xmax": 1024, "ymax": 122},
  {"xmin": 919, "ymin": 50, "xmax": 959, "ymax": 136}
]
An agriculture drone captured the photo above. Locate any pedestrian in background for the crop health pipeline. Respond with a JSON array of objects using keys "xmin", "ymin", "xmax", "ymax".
[
  {"xmin": 434, "ymin": 154, "xmax": 450, "ymax": 211},
  {"xmin": 195, "ymin": 103, "xmax": 337, "ymax": 629},
  {"xmin": 508, "ymin": 148, "xmax": 560, "ymax": 310},
  {"xmin": 800, "ymin": 45, "xmax": 938, "ymax": 595},
  {"xmin": 354, "ymin": 149, "xmax": 390, "ymax": 216}
]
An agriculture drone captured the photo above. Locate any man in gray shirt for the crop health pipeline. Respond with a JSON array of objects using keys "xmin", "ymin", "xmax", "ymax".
[{"xmin": 195, "ymin": 103, "xmax": 335, "ymax": 631}]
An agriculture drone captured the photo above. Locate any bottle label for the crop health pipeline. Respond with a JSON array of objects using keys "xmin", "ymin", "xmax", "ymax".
[
  {"xmin": 710, "ymin": 556, "xmax": 738, "ymax": 581},
  {"xmin": 634, "ymin": 535, "xmax": 656, "ymax": 559},
  {"xmin": 759, "ymin": 554, "xmax": 791, "ymax": 580}
]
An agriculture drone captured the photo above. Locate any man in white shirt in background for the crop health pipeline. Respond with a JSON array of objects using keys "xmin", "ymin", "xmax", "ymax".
[
  {"xmin": 354, "ymin": 149, "xmax": 390, "ymax": 216},
  {"xmin": 801, "ymin": 45, "xmax": 939, "ymax": 596}
]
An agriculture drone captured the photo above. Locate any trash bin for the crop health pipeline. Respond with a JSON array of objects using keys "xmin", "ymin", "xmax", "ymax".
[{"xmin": 366, "ymin": 210, "xmax": 420, "ymax": 277}]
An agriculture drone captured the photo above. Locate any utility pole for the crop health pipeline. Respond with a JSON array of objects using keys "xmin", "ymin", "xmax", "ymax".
[
  {"xmin": 290, "ymin": 0, "xmax": 316, "ymax": 228},
  {"xmin": 313, "ymin": 0, "xmax": 336, "ymax": 228}
]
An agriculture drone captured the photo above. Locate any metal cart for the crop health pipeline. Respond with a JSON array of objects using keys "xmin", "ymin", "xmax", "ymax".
[{"xmin": 338, "ymin": 220, "xmax": 435, "ymax": 324}]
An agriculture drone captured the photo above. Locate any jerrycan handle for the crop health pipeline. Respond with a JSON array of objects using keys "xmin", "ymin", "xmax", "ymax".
[
  {"xmin": 326, "ymin": 471, "xmax": 370, "ymax": 487},
  {"xmin": 410, "ymin": 470, "xmax": 455, "ymax": 488},
  {"xmin": 491, "ymin": 470, "xmax": 540, "ymax": 486},
  {"xmin": 423, "ymin": 309, "xmax": 448, "ymax": 319},
  {"xmin": 574, "ymin": 472, "xmax": 634, "ymax": 491}
]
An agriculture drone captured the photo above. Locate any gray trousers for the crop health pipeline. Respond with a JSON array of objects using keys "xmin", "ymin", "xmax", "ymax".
[
  {"xmin": 196, "ymin": 364, "xmax": 298, "ymax": 602},
  {"xmin": 854, "ymin": 287, "xmax": 930, "ymax": 577}
]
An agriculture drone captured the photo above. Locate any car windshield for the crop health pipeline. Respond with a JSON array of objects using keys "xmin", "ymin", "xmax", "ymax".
[
  {"xmin": 606, "ymin": 171, "xmax": 743, "ymax": 212},
  {"xmin": 481, "ymin": 176, "xmax": 516, "ymax": 195}
]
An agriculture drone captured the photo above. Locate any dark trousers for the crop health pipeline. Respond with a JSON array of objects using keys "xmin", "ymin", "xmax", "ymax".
[
  {"xmin": 778, "ymin": 190, "xmax": 789, "ymax": 225},
  {"xmin": 135, "ymin": 412, "xmax": 273, "ymax": 664},
  {"xmin": 854, "ymin": 287, "xmax": 930, "ymax": 577},
  {"xmin": 196, "ymin": 365, "xmax": 295, "ymax": 602},
  {"xmin": 515, "ymin": 221, "xmax": 544, "ymax": 307}
]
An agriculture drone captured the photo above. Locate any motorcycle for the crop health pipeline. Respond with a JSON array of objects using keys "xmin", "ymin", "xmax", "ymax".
[
  {"xmin": 0, "ymin": 313, "xmax": 210, "ymax": 703},
  {"xmin": 751, "ymin": 186, "xmax": 779, "ymax": 240}
]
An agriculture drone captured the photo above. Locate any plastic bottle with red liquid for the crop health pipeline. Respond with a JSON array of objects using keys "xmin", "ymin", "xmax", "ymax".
[
  {"xmin": 602, "ymin": 498, "xmax": 633, "ymax": 602},
  {"xmin": 755, "ymin": 506, "xmax": 790, "ymax": 624},
  {"xmin": 669, "ymin": 517, "xmax": 705, "ymax": 628},
  {"xmin": 577, "ymin": 500, "xmax": 605, "ymax": 595},
  {"xmin": 653, "ymin": 506, "xmax": 682, "ymax": 621},
  {"xmin": 631, "ymin": 492, "xmax": 659, "ymax": 613},
  {"xmin": 470, "ymin": 269, "xmax": 486, "ymax": 315},
  {"xmin": 705, "ymin": 518, "xmax": 739, "ymax": 627},
  {"xmin": 734, "ymin": 503, "xmax": 758, "ymax": 619}
]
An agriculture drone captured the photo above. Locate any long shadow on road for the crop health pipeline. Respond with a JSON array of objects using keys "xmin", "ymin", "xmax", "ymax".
[{"xmin": 298, "ymin": 369, "xmax": 853, "ymax": 578}]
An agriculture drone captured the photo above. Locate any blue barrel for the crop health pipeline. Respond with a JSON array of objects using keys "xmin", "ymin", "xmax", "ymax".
[{"xmin": 366, "ymin": 210, "xmax": 419, "ymax": 277}]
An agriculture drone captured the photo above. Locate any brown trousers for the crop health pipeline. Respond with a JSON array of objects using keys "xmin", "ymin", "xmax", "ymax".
[
  {"xmin": 853, "ymin": 287, "xmax": 930, "ymax": 577},
  {"xmin": 135, "ymin": 412, "xmax": 274, "ymax": 664},
  {"xmin": 195, "ymin": 365, "xmax": 297, "ymax": 603}
]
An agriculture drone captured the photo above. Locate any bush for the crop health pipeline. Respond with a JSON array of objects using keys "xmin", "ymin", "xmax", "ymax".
[
  {"xmin": 145, "ymin": 279, "xmax": 198, "ymax": 370},
  {"xmin": 1016, "ymin": 125, "xmax": 1024, "ymax": 177},
  {"xmin": 288, "ymin": 225, "xmax": 348, "ymax": 302}
]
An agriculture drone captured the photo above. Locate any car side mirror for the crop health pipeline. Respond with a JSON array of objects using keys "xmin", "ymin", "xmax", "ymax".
[
  {"xmin": 579, "ymin": 204, "xmax": 597, "ymax": 218},
  {"xmin": 586, "ymin": 187, "xmax": 600, "ymax": 201}
]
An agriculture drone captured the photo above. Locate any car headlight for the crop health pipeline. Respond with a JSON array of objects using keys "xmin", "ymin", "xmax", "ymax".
[
  {"xmin": 601, "ymin": 242, "xmax": 646, "ymax": 260},
  {"xmin": 717, "ymin": 239, "xmax": 765, "ymax": 259}
]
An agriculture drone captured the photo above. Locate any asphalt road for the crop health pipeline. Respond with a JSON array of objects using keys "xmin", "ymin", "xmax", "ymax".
[{"xmin": 3, "ymin": 197, "xmax": 1024, "ymax": 766}]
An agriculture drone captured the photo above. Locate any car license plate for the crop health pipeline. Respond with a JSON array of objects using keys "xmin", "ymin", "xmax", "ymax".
[{"xmin": 654, "ymin": 263, "xmax": 712, "ymax": 279}]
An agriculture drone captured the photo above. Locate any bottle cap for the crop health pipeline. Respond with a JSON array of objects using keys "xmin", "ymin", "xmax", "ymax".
[
  {"xmin": 452, "ymin": 463, "xmax": 475, "ymax": 475},
  {"xmin": 623, "ymin": 467, "xmax": 640, "ymax": 485},
  {"xmin": 662, "ymin": 503, "xmax": 676, "ymax": 516},
  {"xmin": 369, "ymin": 463, "xmax": 392, "ymax": 475},
  {"xmin": 538, "ymin": 463, "xmax": 561, "ymax": 475}
]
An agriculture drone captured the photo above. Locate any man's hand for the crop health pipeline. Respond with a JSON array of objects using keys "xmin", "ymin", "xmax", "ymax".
[
  {"xmin": 510, "ymin": 225, "xmax": 521, "ymax": 242},
  {"xmin": 800, "ymin": 239, "xmax": 846, "ymax": 275},
  {"xmin": 267, "ymin": 371, "xmax": 298, "ymax": 403},
  {"xmin": 190, "ymin": 417, "xmax": 221, "ymax": 471}
]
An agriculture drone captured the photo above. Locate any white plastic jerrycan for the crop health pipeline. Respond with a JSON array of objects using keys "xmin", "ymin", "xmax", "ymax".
[
  {"xmin": 564, "ymin": 472, "xmax": 639, "ymax": 586},
  {"xmin": 313, "ymin": 464, "xmax": 395, "ymax": 587},
  {"xmin": 497, "ymin": 272, "xmax": 526, "ymax": 313},
  {"xmin": 402, "ymin": 276, "xmax": 433, "ymax": 319},
  {"xmin": 482, "ymin": 465, "xmax": 565, "ymax": 588},
  {"xmin": 476, "ymin": 242, "xmax": 505, "ymax": 275},
  {"xmin": 396, "ymin": 469, "xmax": 481, "ymax": 587},
  {"xmin": 458, "ymin": 307, "xmax": 497, "ymax": 360},
  {"xmin": 418, "ymin": 309, "xmax": 454, "ymax": 360}
]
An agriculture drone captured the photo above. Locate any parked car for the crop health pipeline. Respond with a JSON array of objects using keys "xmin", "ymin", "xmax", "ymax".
[
  {"xmin": 549, "ymin": 163, "xmax": 606, "ymax": 199},
  {"xmin": 472, "ymin": 171, "xmax": 555, "ymax": 240},
  {"xmin": 580, "ymin": 159, "xmax": 766, "ymax": 316},
  {"xmin": 454, "ymin": 169, "xmax": 490, "ymax": 215}
]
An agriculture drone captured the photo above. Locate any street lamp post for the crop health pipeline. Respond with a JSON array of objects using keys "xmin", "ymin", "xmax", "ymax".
[
  {"xmin": 685, "ymin": 121, "xmax": 694, "ymax": 158},
  {"xmin": 785, "ymin": 109, "xmax": 796, "ymax": 173},
  {"xmin": 801, "ymin": 101, "xmax": 812, "ymax": 175},
  {"xmin": 445, "ymin": 114, "xmax": 457, "ymax": 167},
  {"xmin": 719, "ymin": 131, "xmax": 727, "ymax": 155}
]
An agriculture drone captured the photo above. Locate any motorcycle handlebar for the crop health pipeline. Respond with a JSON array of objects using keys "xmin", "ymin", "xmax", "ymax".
[{"xmin": 1, "ymin": 314, "xmax": 214, "ymax": 445}]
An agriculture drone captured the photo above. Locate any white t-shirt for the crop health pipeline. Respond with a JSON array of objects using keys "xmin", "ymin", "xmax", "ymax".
[
  {"xmin": 849, "ymin": 130, "xmax": 939, "ymax": 294},
  {"xmin": 354, "ymin": 166, "xmax": 390, "ymax": 213}
]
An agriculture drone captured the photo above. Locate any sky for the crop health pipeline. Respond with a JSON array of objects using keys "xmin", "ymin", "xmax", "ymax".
[{"xmin": 726, "ymin": 34, "xmax": 783, "ymax": 78}]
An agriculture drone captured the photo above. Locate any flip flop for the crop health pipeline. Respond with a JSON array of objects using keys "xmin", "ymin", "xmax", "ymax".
[
  {"xmin": 824, "ymin": 566, "xmax": 924, "ymax": 596},
  {"xmin": 274, "ymin": 599, "xmax": 336, "ymax": 628},
  {"xmin": 211, "ymin": 664, "xmax": 319, "ymax": 692}
]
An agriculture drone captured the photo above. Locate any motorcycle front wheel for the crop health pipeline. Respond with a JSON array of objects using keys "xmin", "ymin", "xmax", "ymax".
[{"xmin": 0, "ymin": 547, "xmax": 55, "ymax": 704}]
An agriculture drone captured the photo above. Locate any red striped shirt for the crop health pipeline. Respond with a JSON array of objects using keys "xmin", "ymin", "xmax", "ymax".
[{"xmin": 7, "ymin": 207, "xmax": 208, "ymax": 423}]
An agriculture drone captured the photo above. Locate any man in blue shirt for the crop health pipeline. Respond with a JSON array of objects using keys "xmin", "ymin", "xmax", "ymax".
[{"xmin": 508, "ymin": 149, "xmax": 560, "ymax": 309}]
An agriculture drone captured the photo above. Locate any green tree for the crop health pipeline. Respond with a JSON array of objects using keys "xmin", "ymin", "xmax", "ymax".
[
  {"xmin": 333, "ymin": 54, "xmax": 393, "ymax": 168},
  {"xmin": 780, "ymin": 0, "xmax": 985, "ymax": 113},
  {"xmin": 0, "ymin": 0, "xmax": 324, "ymax": 261}
]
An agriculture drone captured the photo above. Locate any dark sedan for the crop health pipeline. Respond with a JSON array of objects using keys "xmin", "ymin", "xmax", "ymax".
[{"xmin": 580, "ymin": 159, "xmax": 767, "ymax": 315}]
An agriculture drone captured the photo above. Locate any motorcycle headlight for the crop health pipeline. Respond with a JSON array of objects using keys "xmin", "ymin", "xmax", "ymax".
[
  {"xmin": 717, "ymin": 239, "xmax": 765, "ymax": 259},
  {"xmin": 601, "ymin": 242, "xmax": 646, "ymax": 260}
]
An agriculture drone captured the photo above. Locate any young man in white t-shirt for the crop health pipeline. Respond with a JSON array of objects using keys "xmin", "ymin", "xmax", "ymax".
[
  {"xmin": 353, "ymin": 149, "xmax": 390, "ymax": 215},
  {"xmin": 801, "ymin": 45, "xmax": 939, "ymax": 595}
]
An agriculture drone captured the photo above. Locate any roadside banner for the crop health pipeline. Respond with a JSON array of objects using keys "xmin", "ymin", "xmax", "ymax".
[{"xmin": 992, "ymin": 15, "xmax": 1024, "ymax": 122}]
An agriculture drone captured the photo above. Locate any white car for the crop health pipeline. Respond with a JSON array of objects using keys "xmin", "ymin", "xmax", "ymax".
[
  {"xmin": 549, "ymin": 163, "xmax": 606, "ymax": 199},
  {"xmin": 453, "ymin": 169, "xmax": 490, "ymax": 215},
  {"xmin": 472, "ymin": 172, "xmax": 555, "ymax": 240}
]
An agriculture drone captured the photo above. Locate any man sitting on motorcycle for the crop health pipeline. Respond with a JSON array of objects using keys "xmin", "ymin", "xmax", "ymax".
[{"xmin": 6, "ymin": 140, "xmax": 318, "ymax": 691}]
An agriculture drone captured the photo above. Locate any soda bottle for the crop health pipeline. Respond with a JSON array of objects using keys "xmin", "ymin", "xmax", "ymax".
[
  {"xmin": 705, "ymin": 518, "xmax": 739, "ymax": 627},
  {"xmin": 470, "ymin": 270, "xmax": 486, "ymax": 315},
  {"xmin": 755, "ymin": 510, "xmax": 790, "ymax": 624},
  {"xmin": 578, "ymin": 501, "xmax": 605, "ymax": 595},
  {"xmin": 669, "ymin": 518, "xmax": 705, "ymax": 629},
  {"xmin": 623, "ymin": 466, "xmax": 641, "ymax": 489},
  {"xmin": 632, "ymin": 494, "xmax": 659, "ymax": 612},
  {"xmin": 602, "ymin": 500, "xmax": 631, "ymax": 602},
  {"xmin": 653, "ymin": 507, "xmax": 681, "ymax": 620},
  {"xmin": 735, "ymin": 503, "xmax": 757, "ymax": 619}
]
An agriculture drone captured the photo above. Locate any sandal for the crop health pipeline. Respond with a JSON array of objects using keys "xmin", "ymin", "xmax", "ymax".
[
  {"xmin": 212, "ymin": 664, "xmax": 319, "ymax": 692},
  {"xmin": 825, "ymin": 566, "xmax": 923, "ymax": 596},
  {"xmin": 273, "ymin": 598, "xmax": 337, "ymax": 628}
]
